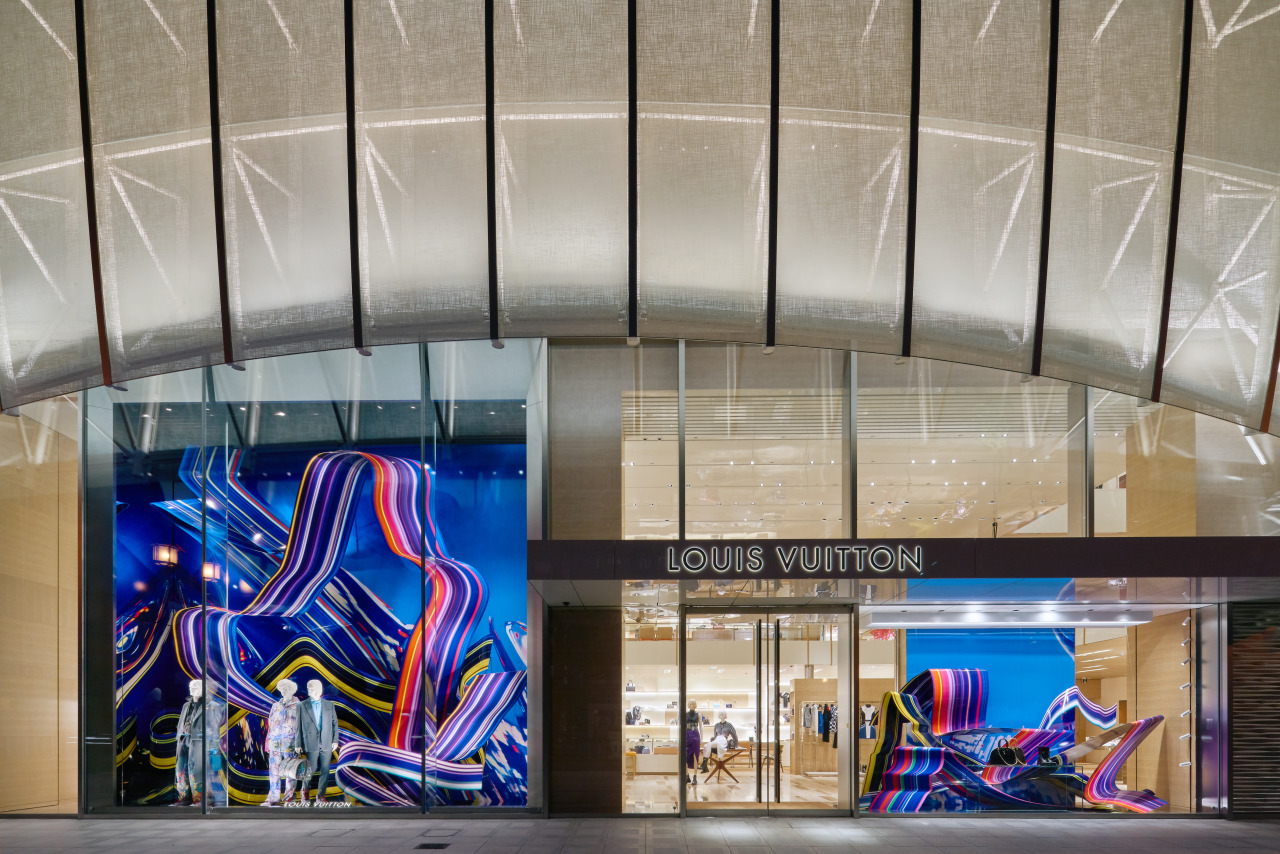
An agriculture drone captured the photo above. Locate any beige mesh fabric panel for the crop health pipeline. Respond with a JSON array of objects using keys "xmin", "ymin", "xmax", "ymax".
[
  {"xmin": 775, "ymin": 0, "xmax": 911, "ymax": 354},
  {"xmin": 1039, "ymin": 0, "xmax": 1183, "ymax": 398},
  {"xmin": 636, "ymin": 0, "xmax": 771, "ymax": 343},
  {"xmin": 910, "ymin": 0, "xmax": 1050, "ymax": 374},
  {"xmin": 216, "ymin": 0, "xmax": 353, "ymax": 361},
  {"xmin": 0, "ymin": 0, "xmax": 101, "ymax": 406},
  {"xmin": 496, "ymin": 0, "xmax": 629, "ymax": 339},
  {"xmin": 354, "ymin": 0, "xmax": 489, "ymax": 346},
  {"xmin": 86, "ymin": 0, "xmax": 222, "ymax": 382},
  {"xmin": 1161, "ymin": 5, "xmax": 1280, "ymax": 429}
]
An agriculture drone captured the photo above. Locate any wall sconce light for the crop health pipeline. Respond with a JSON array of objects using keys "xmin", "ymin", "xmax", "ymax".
[
  {"xmin": 153, "ymin": 545, "xmax": 178, "ymax": 566},
  {"xmin": 202, "ymin": 562, "xmax": 221, "ymax": 581}
]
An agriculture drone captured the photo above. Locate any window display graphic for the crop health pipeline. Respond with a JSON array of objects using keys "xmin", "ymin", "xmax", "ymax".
[
  {"xmin": 860, "ymin": 669, "xmax": 1166, "ymax": 813},
  {"xmin": 114, "ymin": 445, "xmax": 528, "ymax": 807}
]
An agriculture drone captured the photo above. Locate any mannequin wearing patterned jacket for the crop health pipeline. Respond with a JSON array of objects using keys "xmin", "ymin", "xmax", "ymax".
[{"xmin": 265, "ymin": 679, "xmax": 302, "ymax": 805}]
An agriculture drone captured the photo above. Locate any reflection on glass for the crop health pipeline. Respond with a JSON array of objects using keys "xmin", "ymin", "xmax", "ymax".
[
  {"xmin": 101, "ymin": 345, "xmax": 531, "ymax": 809},
  {"xmin": 858, "ymin": 354, "xmax": 1072, "ymax": 538},
  {"xmin": 685, "ymin": 344, "xmax": 846, "ymax": 540},
  {"xmin": 857, "ymin": 601, "xmax": 1203, "ymax": 814}
]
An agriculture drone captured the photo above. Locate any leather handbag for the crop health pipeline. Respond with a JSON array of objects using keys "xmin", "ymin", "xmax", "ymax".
[
  {"xmin": 278, "ymin": 755, "xmax": 308, "ymax": 781},
  {"xmin": 987, "ymin": 738, "xmax": 1027, "ymax": 767}
]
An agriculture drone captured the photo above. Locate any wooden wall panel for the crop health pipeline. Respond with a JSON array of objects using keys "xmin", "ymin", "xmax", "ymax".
[
  {"xmin": 548, "ymin": 608, "xmax": 622, "ymax": 814},
  {"xmin": 0, "ymin": 401, "xmax": 80, "ymax": 814},
  {"xmin": 1125, "ymin": 407, "xmax": 1196, "ymax": 536},
  {"xmin": 1132, "ymin": 611, "xmax": 1195, "ymax": 813}
]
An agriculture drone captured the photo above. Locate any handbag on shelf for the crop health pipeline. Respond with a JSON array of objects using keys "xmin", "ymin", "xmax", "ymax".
[{"xmin": 987, "ymin": 737, "xmax": 1027, "ymax": 767}]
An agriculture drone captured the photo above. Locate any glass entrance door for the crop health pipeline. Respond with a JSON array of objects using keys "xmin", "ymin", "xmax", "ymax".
[{"xmin": 683, "ymin": 608, "xmax": 850, "ymax": 813}]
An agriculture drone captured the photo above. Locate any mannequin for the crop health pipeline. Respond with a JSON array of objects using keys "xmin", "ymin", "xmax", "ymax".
[
  {"xmin": 699, "ymin": 711, "xmax": 738, "ymax": 771},
  {"xmin": 293, "ymin": 679, "xmax": 340, "ymax": 803},
  {"xmin": 858, "ymin": 702, "xmax": 879, "ymax": 739},
  {"xmin": 172, "ymin": 678, "xmax": 225, "ymax": 806},
  {"xmin": 684, "ymin": 700, "xmax": 700, "ymax": 786},
  {"xmin": 265, "ymin": 678, "xmax": 302, "ymax": 805}
]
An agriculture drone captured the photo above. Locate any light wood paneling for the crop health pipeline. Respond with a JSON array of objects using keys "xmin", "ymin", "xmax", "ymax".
[
  {"xmin": 790, "ymin": 678, "xmax": 838, "ymax": 776},
  {"xmin": 0, "ymin": 400, "xmax": 79, "ymax": 814},
  {"xmin": 1126, "ymin": 407, "xmax": 1196, "ymax": 536},
  {"xmin": 1132, "ymin": 611, "xmax": 1195, "ymax": 813}
]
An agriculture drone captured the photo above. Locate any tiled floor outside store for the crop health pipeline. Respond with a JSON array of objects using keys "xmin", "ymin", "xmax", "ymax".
[{"xmin": 4, "ymin": 816, "xmax": 1280, "ymax": 854}]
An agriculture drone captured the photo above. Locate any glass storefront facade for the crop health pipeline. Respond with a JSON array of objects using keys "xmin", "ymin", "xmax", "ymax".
[{"xmin": 1, "ymin": 335, "xmax": 1270, "ymax": 817}]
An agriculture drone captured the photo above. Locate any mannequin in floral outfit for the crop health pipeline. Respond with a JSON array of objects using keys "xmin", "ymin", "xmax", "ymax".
[{"xmin": 265, "ymin": 679, "xmax": 302, "ymax": 805}]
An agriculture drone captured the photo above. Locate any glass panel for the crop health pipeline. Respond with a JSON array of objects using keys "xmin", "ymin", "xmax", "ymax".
[
  {"xmin": 209, "ymin": 347, "xmax": 426, "ymax": 808},
  {"xmin": 1040, "ymin": 0, "xmax": 1183, "ymax": 396},
  {"xmin": 911, "ymin": 0, "xmax": 1049, "ymax": 373},
  {"xmin": 685, "ymin": 612, "xmax": 759, "ymax": 810},
  {"xmin": 775, "ymin": 612, "xmax": 847, "ymax": 810},
  {"xmin": 1095, "ymin": 388, "xmax": 1280, "ymax": 537},
  {"xmin": 495, "ymin": 0, "xmax": 628, "ymax": 338},
  {"xmin": 85, "ymin": 0, "xmax": 222, "ymax": 381},
  {"xmin": 860, "ymin": 599, "xmax": 1202, "ymax": 813},
  {"xmin": 775, "ymin": 0, "xmax": 911, "ymax": 353},
  {"xmin": 549, "ymin": 340, "xmax": 678, "ymax": 539},
  {"xmin": 858, "ymin": 354, "xmax": 1075, "ymax": 538},
  {"xmin": 685, "ymin": 343, "xmax": 846, "ymax": 540},
  {"xmin": 354, "ymin": 0, "xmax": 489, "ymax": 345},
  {"xmin": 216, "ymin": 0, "xmax": 353, "ymax": 361},
  {"xmin": 622, "ymin": 583, "xmax": 680, "ymax": 813},
  {"xmin": 637, "ymin": 0, "xmax": 770, "ymax": 343},
  {"xmin": 1165, "ymin": 6, "xmax": 1280, "ymax": 427},
  {"xmin": 0, "ymin": 1, "xmax": 102, "ymax": 405}
]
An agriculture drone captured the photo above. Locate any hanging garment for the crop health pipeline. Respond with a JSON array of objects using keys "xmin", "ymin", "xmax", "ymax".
[
  {"xmin": 820, "ymin": 704, "xmax": 831, "ymax": 743},
  {"xmin": 781, "ymin": 691, "xmax": 791, "ymax": 709},
  {"xmin": 829, "ymin": 706, "xmax": 838, "ymax": 749},
  {"xmin": 802, "ymin": 704, "xmax": 814, "ymax": 729},
  {"xmin": 858, "ymin": 703, "xmax": 879, "ymax": 740}
]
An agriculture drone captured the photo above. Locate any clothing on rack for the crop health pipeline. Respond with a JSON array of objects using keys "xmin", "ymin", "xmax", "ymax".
[
  {"xmin": 820, "ymin": 704, "xmax": 831, "ymax": 743},
  {"xmin": 829, "ymin": 706, "xmax": 838, "ymax": 749},
  {"xmin": 858, "ymin": 703, "xmax": 879, "ymax": 740},
  {"xmin": 802, "ymin": 704, "xmax": 814, "ymax": 729}
]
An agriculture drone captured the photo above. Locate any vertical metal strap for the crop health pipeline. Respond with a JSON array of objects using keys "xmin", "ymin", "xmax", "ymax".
[
  {"xmin": 1030, "ymin": 0, "xmax": 1060, "ymax": 377},
  {"xmin": 627, "ymin": 0, "xmax": 638, "ymax": 342},
  {"xmin": 677, "ymin": 340, "xmax": 686, "ymax": 539},
  {"xmin": 755, "ymin": 618, "xmax": 763, "ymax": 804},
  {"xmin": 899, "ymin": 0, "xmax": 922, "ymax": 357},
  {"xmin": 678, "ymin": 604, "xmax": 687, "ymax": 816},
  {"xmin": 484, "ymin": 0, "xmax": 501, "ymax": 344},
  {"xmin": 1150, "ymin": 0, "xmax": 1195, "ymax": 403},
  {"xmin": 846, "ymin": 351, "xmax": 857, "ymax": 539},
  {"xmin": 73, "ymin": 0, "xmax": 114, "ymax": 388},
  {"xmin": 773, "ymin": 617, "xmax": 781, "ymax": 803},
  {"xmin": 419, "ymin": 342, "xmax": 430, "ymax": 812},
  {"xmin": 764, "ymin": 0, "xmax": 781, "ymax": 349},
  {"xmin": 206, "ymin": 0, "xmax": 235, "ymax": 365},
  {"xmin": 344, "ymin": 0, "xmax": 366, "ymax": 350}
]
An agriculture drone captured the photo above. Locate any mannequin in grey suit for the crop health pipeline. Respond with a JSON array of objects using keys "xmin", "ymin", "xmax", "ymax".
[{"xmin": 293, "ymin": 679, "xmax": 340, "ymax": 802}]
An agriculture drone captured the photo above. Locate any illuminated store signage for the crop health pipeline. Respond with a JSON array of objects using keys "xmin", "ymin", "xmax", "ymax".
[{"xmin": 665, "ymin": 543, "xmax": 924, "ymax": 575}]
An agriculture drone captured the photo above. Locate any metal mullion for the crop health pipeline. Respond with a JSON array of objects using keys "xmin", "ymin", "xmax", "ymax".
[
  {"xmin": 678, "ymin": 340, "xmax": 686, "ymax": 539},
  {"xmin": 756, "ymin": 618, "xmax": 763, "ymax": 805},
  {"xmin": 899, "ymin": 0, "xmax": 922, "ymax": 357},
  {"xmin": 678, "ymin": 605, "xmax": 687, "ymax": 816},
  {"xmin": 773, "ymin": 617, "xmax": 781, "ymax": 804},
  {"xmin": 344, "ymin": 0, "xmax": 366, "ymax": 351},
  {"xmin": 1030, "ymin": 0, "xmax": 1061, "ymax": 377},
  {"xmin": 73, "ymin": 0, "xmax": 114, "ymax": 388},
  {"xmin": 206, "ymin": 0, "xmax": 234, "ymax": 365},
  {"xmin": 484, "ymin": 0, "xmax": 501, "ymax": 345},
  {"xmin": 1149, "ymin": 0, "xmax": 1195, "ymax": 403},
  {"xmin": 764, "ymin": 0, "xmax": 780, "ymax": 350}
]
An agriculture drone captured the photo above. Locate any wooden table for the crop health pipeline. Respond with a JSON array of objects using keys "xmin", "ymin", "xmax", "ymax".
[{"xmin": 703, "ymin": 748, "xmax": 748, "ymax": 784}]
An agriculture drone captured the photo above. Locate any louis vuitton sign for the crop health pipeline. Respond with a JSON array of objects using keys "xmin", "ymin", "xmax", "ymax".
[{"xmin": 665, "ymin": 543, "xmax": 924, "ymax": 575}]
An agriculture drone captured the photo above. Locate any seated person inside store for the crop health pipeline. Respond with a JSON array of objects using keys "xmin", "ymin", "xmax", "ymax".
[{"xmin": 699, "ymin": 711, "xmax": 738, "ymax": 772}]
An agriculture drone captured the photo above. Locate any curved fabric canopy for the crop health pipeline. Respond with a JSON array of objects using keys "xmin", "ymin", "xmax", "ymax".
[{"xmin": 0, "ymin": 0, "xmax": 1277, "ymax": 431}]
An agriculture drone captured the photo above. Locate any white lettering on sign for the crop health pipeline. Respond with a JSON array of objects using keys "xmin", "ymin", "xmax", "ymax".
[{"xmin": 666, "ymin": 544, "xmax": 924, "ymax": 575}]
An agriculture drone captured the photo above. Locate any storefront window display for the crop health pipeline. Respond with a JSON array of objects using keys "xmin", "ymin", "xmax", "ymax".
[{"xmin": 86, "ymin": 344, "xmax": 532, "ymax": 811}]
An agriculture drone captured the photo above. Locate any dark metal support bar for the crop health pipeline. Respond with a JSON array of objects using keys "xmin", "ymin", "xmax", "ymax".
[
  {"xmin": 627, "ymin": 0, "xmax": 638, "ymax": 342},
  {"xmin": 764, "ymin": 0, "xmax": 781, "ymax": 350},
  {"xmin": 207, "ymin": 0, "xmax": 234, "ymax": 365},
  {"xmin": 484, "ymin": 0, "xmax": 501, "ymax": 345},
  {"xmin": 74, "ymin": 0, "xmax": 114, "ymax": 388},
  {"xmin": 677, "ymin": 339, "xmax": 686, "ymax": 538},
  {"xmin": 344, "ymin": 0, "xmax": 366, "ymax": 350},
  {"xmin": 1150, "ymin": 0, "xmax": 1195, "ymax": 403},
  {"xmin": 1030, "ymin": 0, "xmax": 1060, "ymax": 377},
  {"xmin": 900, "ymin": 0, "xmax": 922, "ymax": 358}
]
